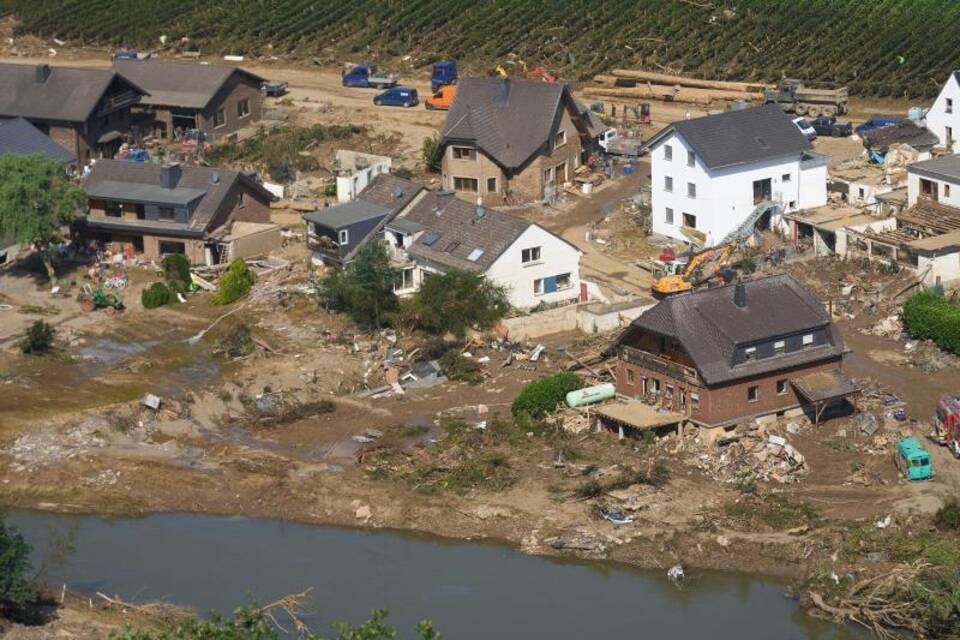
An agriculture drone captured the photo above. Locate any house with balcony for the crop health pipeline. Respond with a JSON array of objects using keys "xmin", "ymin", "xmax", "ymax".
[
  {"xmin": 79, "ymin": 160, "xmax": 276, "ymax": 264},
  {"xmin": 383, "ymin": 190, "xmax": 582, "ymax": 309},
  {"xmin": 645, "ymin": 104, "xmax": 829, "ymax": 247},
  {"xmin": 0, "ymin": 63, "xmax": 146, "ymax": 163},
  {"xmin": 304, "ymin": 174, "xmax": 424, "ymax": 267},
  {"xmin": 611, "ymin": 274, "xmax": 856, "ymax": 433},
  {"xmin": 925, "ymin": 71, "xmax": 960, "ymax": 153},
  {"xmin": 434, "ymin": 77, "xmax": 593, "ymax": 205}
]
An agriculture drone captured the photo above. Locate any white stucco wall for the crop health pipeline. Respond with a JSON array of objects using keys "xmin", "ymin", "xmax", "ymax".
[
  {"xmin": 918, "ymin": 252, "xmax": 960, "ymax": 286},
  {"xmin": 926, "ymin": 73, "xmax": 960, "ymax": 153},
  {"xmin": 485, "ymin": 224, "xmax": 582, "ymax": 309},
  {"xmin": 906, "ymin": 170, "xmax": 960, "ymax": 207},
  {"xmin": 336, "ymin": 157, "xmax": 392, "ymax": 202},
  {"xmin": 649, "ymin": 130, "xmax": 827, "ymax": 246}
]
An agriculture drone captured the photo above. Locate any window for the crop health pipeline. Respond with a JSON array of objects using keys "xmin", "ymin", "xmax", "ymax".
[
  {"xmin": 782, "ymin": 173, "xmax": 791, "ymax": 183},
  {"xmin": 665, "ymin": 384, "xmax": 674, "ymax": 399},
  {"xmin": 665, "ymin": 207, "xmax": 674, "ymax": 224},
  {"xmin": 651, "ymin": 379, "xmax": 661, "ymax": 394},
  {"xmin": 554, "ymin": 130, "xmax": 567, "ymax": 147},
  {"xmin": 687, "ymin": 150, "xmax": 695, "ymax": 167},
  {"xmin": 747, "ymin": 386, "xmax": 759, "ymax": 402},
  {"xmin": 687, "ymin": 182, "xmax": 696, "ymax": 198},
  {"xmin": 802, "ymin": 333, "xmax": 814, "ymax": 346},
  {"xmin": 338, "ymin": 229, "xmax": 349, "ymax": 245},
  {"xmin": 773, "ymin": 340, "xmax": 785, "ymax": 355},
  {"xmin": 788, "ymin": 200, "xmax": 797, "ymax": 209},
  {"xmin": 556, "ymin": 273, "xmax": 572, "ymax": 290},
  {"xmin": 777, "ymin": 379, "xmax": 788, "ymax": 395},
  {"xmin": 522, "ymin": 247, "xmax": 541, "ymax": 263},
  {"xmin": 679, "ymin": 388, "xmax": 686, "ymax": 407},
  {"xmin": 453, "ymin": 176, "xmax": 479, "ymax": 193},
  {"xmin": 948, "ymin": 98, "xmax": 954, "ymax": 114},
  {"xmin": 664, "ymin": 176, "xmax": 673, "ymax": 192},
  {"xmin": 626, "ymin": 369, "xmax": 635, "ymax": 385},
  {"xmin": 486, "ymin": 177, "xmax": 497, "ymax": 193},
  {"xmin": 948, "ymin": 126, "xmax": 955, "ymax": 146},
  {"xmin": 237, "ymin": 98, "xmax": 250, "ymax": 118},
  {"xmin": 158, "ymin": 206, "xmax": 175, "ymax": 221},
  {"xmin": 664, "ymin": 144, "xmax": 673, "ymax": 161},
  {"xmin": 744, "ymin": 346, "xmax": 757, "ymax": 361},
  {"xmin": 533, "ymin": 278, "xmax": 543, "ymax": 295},
  {"xmin": 544, "ymin": 167, "xmax": 554, "ymax": 184},
  {"xmin": 683, "ymin": 212, "xmax": 696, "ymax": 228},
  {"xmin": 158, "ymin": 241, "xmax": 185, "ymax": 255},
  {"xmin": 858, "ymin": 187, "xmax": 866, "ymax": 199},
  {"xmin": 104, "ymin": 201, "xmax": 122, "ymax": 217},
  {"xmin": 213, "ymin": 108, "xmax": 226, "ymax": 128},
  {"xmin": 135, "ymin": 203, "xmax": 145, "ymax": 220},
  {"xmin": 394, "ymin": 267, "xmax": 415, "ymax": 291},
  {"xmin": 452, "ymin": 146, "xmax": 476, "ymax": 161},
  {"xmin": 690, "ymin": 392, "xmax": 700, "ymax": 409},
  {"xmin": 946, "ymin": 184, "xmax": 952, "ymax": 198}
]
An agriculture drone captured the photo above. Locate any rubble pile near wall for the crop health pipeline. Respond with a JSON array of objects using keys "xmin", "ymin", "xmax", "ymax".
[{"xmin": 685, "ymin": 431, "xmax": 809, "ymax": 485}]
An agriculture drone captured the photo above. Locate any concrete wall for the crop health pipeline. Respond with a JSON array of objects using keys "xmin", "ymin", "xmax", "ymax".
[
  {"xmin": 336, "ymin": 158, "xmax": 391, "ymax": 202},
  {"xmin": 500, "ymin": 299, "xmax": 651, "ymax": 340},
  {"xmin": 835, "ymin": 217, "xmax": 897, "ymax": 256},
  {"xmin": 485, "ymin": 224, "xmax": 581, "ymax": 309},
  {"xmin": 918, "ymin": 251, "xmax": 960, "ymax": 286},
  {"xmin": 141, "ymin": 234, "xmax": 206, "ymax": 263},
  {"xmin": 228, "ymin": 224, "xmax": 282, "ymax": 260},
  {"xmin": 926, "ymin": 73, "xmax": 960, "ymax": 152},
  {"xmin": 907, "ymin": 170, "xmax": 960, "ymax": 207}
]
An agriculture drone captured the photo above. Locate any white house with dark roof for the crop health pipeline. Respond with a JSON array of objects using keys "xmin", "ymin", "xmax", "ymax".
[
  {"xmin": 645, "ymin": 104, "xmax": 829, "ymax": 247},
  {"xmin": 925, "ymin": 71, "xmax": 960, "ymax": 153},
  {"xmin": 383, "ymin": 191, "xmax": 582, "ymax": 309},
  {"xmin": 907, "ymin": 154, "xmax": 960, "ymax": 208}
]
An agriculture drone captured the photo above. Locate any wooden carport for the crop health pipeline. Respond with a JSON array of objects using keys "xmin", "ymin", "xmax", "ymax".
[{"xmin": 791, "ymin": 370, "xmax": 860, "ymax": 425}]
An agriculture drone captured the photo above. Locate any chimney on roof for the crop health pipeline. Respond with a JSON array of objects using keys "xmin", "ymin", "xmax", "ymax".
[
  {"xmin": 35, "ymin": 64, "xmax": 51, "ymax": 84},
  {"xmin": 494, "ymin": 76, "xmax": 511, "ymax": 108},
  {"xmin": 734, "ymin": 281, "xmax": 747, "ymax": 308},
  {"xmin": 159, "ymin": 162, "xmax": 182, "ymax": 189}
]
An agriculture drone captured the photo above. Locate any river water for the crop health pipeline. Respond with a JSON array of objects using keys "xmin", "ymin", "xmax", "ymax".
[{"xmin": 9, "ymin": 510, "xmax": 862, "ymax": 639}]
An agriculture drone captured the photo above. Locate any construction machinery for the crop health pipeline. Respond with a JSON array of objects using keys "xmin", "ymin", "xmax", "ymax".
[
  {"xmin": 78, "ymin": 285, "xmax": 124, "ymax": 314},
  {"xmin": 932, "ymin": 394, "xmax": 960, "ymax": 458},
  {"xmin": 763, "ymin": 78, "xmax": 849, "ymax": 117},
  {"xmin": 528, "ymin": 65, "xmax": 557, "ymax": 83},
  {"xmin": 651, "ymin": 242, "xmax": 735, "ymax": 296}
]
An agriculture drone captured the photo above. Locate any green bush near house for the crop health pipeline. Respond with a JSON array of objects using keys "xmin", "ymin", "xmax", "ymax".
[
  {"xmin": 902, "ymin": 290, "xmax": 960, "ymax": 354},
  {"xmin": 141, "ymin": 282, "xmax": 176, "ymax": 309},
  {"xmin": 212, "ymin": 259, "xmax": 256, "ymax": 305},
  {"xmin": 512, "ymin": 372, "xmax": 584, "ymax": 418},
  {"xmin": 161, "ymin": 253, "xmax": 192, "ymax": 292}
]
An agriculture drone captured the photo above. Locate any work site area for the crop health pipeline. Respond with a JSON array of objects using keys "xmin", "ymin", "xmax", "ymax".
[{"xmin": 0, "ymin": 4, "xmax": 959, "ymax": 640}]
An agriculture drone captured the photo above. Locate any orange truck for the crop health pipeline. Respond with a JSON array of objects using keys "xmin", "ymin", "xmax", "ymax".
[{"xmin": 425, "ymin": 85, "xmax": 455, "ymax": 110}]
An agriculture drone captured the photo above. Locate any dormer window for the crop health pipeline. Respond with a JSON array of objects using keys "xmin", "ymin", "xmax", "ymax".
[
  {"xmin": 554, "ymin": 130, "xmax": 567, "ymax": 147},
  {"xmin": 744, "ymin": 346, "xmax": 757, "ymax": 361}
]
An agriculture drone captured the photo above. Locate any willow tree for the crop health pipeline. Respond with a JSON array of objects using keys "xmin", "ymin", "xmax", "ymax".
[{"xmin": 0, "ymin": 154, "xmax": 86, "ymax": 281}]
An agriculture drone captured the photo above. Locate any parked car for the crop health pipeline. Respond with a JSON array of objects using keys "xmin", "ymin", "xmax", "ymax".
[
  {"xmin": 341, "ymin": 64, "xmax": 399, "ymax": 89},
  {"xmin": 430, "ymin": 60, "xmax": 458, "ymax": 92},
  {"xmin": 810, "ymin": 116, "xmax": 853, "ymax": 137},
  {"xmin": 374, "ymin": 87, "xmax": 419, "ymax": 108},
  {"xmin": 426, "ymin": 85, "xmax": 455, "ymax": 110},
  {"xmin": 261, "ymin": 80, "xmax": 289, "ymax": 97},
  {"xmin": 855, "ymin": 116, "xmax": 901, "ymax": 136},
  {"xmin": 792, "ymin": 117, "xmax": 817, "ymax": 140}
]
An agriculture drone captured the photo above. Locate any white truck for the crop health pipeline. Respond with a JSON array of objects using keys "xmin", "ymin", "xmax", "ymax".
[{"xmin": 598, "ymin": 128, "xmax": 644, "ymax": 157}]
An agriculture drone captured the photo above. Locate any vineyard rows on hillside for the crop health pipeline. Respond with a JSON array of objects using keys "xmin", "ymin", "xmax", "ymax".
[{"xmin": 7, "ymin": 0, "xmax": 960, "ymax": 97}]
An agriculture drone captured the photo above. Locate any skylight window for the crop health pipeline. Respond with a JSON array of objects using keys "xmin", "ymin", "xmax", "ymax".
[
  {"xmin": 422, "ymin": 231, "xmax": 441, "ymax": 246},
  {"xmin": 444, "ymin": 240, "xmax": 461, "ymax": 254},
  {"xmin": 467, "ymin": 248, "xmax": 485, "ymax": 262}
]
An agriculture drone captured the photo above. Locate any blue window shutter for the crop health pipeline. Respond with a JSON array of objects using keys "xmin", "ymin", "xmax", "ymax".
[{"xmin": 544, "ymin": 276, "xmax": 557, "ymax": 293}]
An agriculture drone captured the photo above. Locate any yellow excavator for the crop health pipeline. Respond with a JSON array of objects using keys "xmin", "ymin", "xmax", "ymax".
[{"xmin": 651, "ymin": 242, "xmax": 735, "ymax": 296}]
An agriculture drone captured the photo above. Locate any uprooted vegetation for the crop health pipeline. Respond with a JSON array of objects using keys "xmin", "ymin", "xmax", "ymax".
[{"xmin": 237, "ymin": 392, "xmax": 336, "ymax": 429}]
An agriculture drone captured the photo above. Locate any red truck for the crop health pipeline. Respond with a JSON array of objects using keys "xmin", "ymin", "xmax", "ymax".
[{"xmin": 933, "ymin": 394, "xmax": 960, "ymax": 458}]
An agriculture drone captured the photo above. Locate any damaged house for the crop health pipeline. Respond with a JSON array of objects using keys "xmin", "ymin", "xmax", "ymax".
[
  {"xmin": 434, "ymin": 77, "xmax": 593, "ymax": 205},
  {"xmin": 78, "ymin": 160, "xmax": 277, "ymax": 264},
  {"xmin": 611, "ymin": 275, "xmax": 856, "ymax": 433}
]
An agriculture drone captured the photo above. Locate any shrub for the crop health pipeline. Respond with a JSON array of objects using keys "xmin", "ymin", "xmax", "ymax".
[
  {"xmin": 902, "ymin": 290, "xmax": 960, "ymax": 354},
  {"xmin": 141, "ymin": 282, "xmax": 176, "ymax": 309},
  {"xmin": 422, "ymin": 135, "xmax": 439, "ymax": 171},
  {"xmin": 936, "ymin": 498, "xmax": 960, "ymax": 531},
  {"xmin": 19, "ymin": 320, "xmax": 54, "ymax": 355},
  {"xmin": 511, "ymin": 372, "xmax": 585, "ymax": 418},
  {"xmin": 575, "ymin": 479, "xmax": 602, "ymax": 499},
  {"xmin": 0, "ymin": 513, "xmax": 35, "ymax": 616},
  {"xmin": 438, "ymin": 350, "xmax": 482, "ymax": 385},
  {"xmin": 161, "ymin": 253, "xmax": 192, "ymax": 292},
  {"xmin": 213, "ymin": 259, "xmax": 255, "ymax": 305}
]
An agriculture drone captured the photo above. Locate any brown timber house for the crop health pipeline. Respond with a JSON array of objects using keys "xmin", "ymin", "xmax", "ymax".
[{"xmin": 614, "ymin": 274, "xmax": 857, "ymax": 429}]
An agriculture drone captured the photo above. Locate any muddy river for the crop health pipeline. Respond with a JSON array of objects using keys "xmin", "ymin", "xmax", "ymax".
[{"xmin": 8, "ymin": 510, "xmax": 864, "ymax": 639}]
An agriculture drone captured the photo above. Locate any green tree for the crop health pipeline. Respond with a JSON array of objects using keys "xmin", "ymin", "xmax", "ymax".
[
  {"xmin": 421, "ymin": 136, "xmax": 440, "ymax": 172},
  {"xmin": 317, "ymin": 242, "xmax": 398, "ymax": 328},
  {"xmin": 410, "ymin": 269, "xmax": 510, "ymax": 338},
  {"xmin": 19, "ymin": 320, "xmax": 55, "ymax": 355},
  {"xmin": 0, "ymin": 154, "xmax": 86, "ymax": 281},
  {"xmin": 0, "ymin": 513, "xmax": 36, "ymax": 617},
  {"xmin": 512, "ymin": 372, "xmax": 585, "ymax": 418},
  {"xmin": 213, "ymin": 259, "xmax": 256, "ymax": 305}
]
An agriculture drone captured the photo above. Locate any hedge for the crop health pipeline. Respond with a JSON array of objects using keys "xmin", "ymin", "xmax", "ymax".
[
  {"xmin": 212, "ymin": 259, "xmax": 255, "ymax": 305},
  {"xmin": 142, "ymin": 282, "xmax": 176, "ymax": 309},
  {"xmin": 511, "ymin": 372, "xmax": 584, "ymax": 418},
  {"xmin": 902, "ymin": 290, "xmax": 960, "ymax": 354}
]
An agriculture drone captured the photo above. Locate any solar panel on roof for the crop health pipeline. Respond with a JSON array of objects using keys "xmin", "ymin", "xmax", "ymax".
[{"xmin": 422, "ymin": 231, "xmax": 441, "ymax": 246}]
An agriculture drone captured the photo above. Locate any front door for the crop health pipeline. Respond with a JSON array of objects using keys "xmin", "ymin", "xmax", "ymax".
[
  {"xmin": 920, "ymin": 178, "xmax": 938, "ymax": 201},
  {"xmin": 753, "ymin": 178, "xmax": 772, "ymax": 204},
  {"xmin": 555, "ymin": 161, "xmax": 568, "ymax": 184}
]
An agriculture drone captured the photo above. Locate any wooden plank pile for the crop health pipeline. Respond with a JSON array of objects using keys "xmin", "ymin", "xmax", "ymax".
[{"xmin": 584, "ymin": 69, "xmax": 773, "ymax": 106}]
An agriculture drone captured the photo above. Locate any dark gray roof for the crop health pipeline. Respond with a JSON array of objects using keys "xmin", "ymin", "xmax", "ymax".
[
  {"xmin": 385, "ymin": 217, "xmax": 425, "ymax": 234},
  {"xmin": 0, "ymin": 117, "xmax": 76, "ymax": 163},
  {"xmin": 623, "ymin": 274, "xmax": 843, "ymax": 385},
  {"xmin": 645, "ymin": 104, "xmax": 811, "ymax": 171},
  {"xmin": 303, "ymin": 200, "xmax": 390, "ymax": 229},
  {"xmin": 862, "ymin": 121, "xmax": 938, "ymax": 151},
  {"xmin": 401, "ymin": 192, "xmax": 534, "ymax": 272},
  {"xmin": 83, "ymin": 159, "xmax": 274, "ymax": 233},
  {"xmin": 112, "ymin": 60, "xmax": 265, "ymax": 110},
  {"xmin": 440, "ymin": 77, "xmax": 582, "ymax": 170},
  {"xmin": 85, "ymin": 180, "xmax": 207, "ymax": 206},
  {"xmin": 907, "ymin": 154, "xmax": 960, "ymax": 182},
  {"xmin": 0, "ymin": 63, "xmax": 145, "ymax": 123},
  {"xmin": 353, "ymin": 173, "xmax": 421, "ymax": 210}
]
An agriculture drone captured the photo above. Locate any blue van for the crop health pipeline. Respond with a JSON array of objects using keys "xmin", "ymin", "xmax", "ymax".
[
  {"xmin": 374, "ymin": 87, "xmax": 419, "ymax": 108},
  {"xmin": 431, "ymin": 60, "xmax": 458, "ymax": 92}
]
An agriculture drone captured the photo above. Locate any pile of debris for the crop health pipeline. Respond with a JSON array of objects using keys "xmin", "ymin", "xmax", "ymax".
[
  {"xmin": 688, "ymin": 432, "xmax": 808, "ymax": 485},
  {"xmin": 7, "ymin": 418, "xmax": 111, "ymax": 471}
]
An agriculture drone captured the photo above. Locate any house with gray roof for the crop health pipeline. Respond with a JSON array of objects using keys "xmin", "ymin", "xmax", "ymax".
[
  {"xmin": 79, "ymin": 159, "xmax": 276, "ymax": 264},
  {"xmin": 0, "ymin": 63, "xmax": 146, "ymax": 162},
  {"xmin": 0, "ymin": 117, "xmax": 77, "ymax": 165},
  {"xmin": 304, "ymin": 174, "xmax": 424, "ymax": 267},
  {"xmin": 383, "ymin": 191, "xmax": 582, "ymax": 309},
  {"xmin": 614, "ymin": 274, "xmax": 855, "ymax": 428},
  {"xmin": 435, "ymin": 77, "xmax": 594, "ymax": 205},
  {"xmin": 112, "ymin": 60, "xmax": 265, "ymax": 141},
  {"xmin": 645, "ymin": 104, "xmax": 829, "ymax": 247}
]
